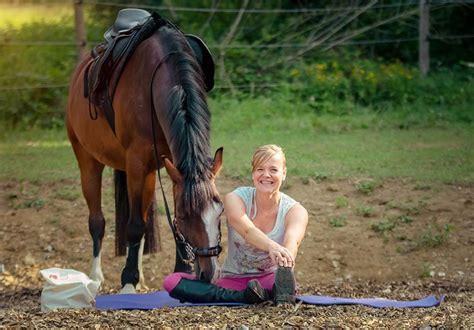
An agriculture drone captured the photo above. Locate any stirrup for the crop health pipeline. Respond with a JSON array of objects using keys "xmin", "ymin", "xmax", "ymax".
[{"xmin": 273, "ymin": 266, "xmax": 296, "ymax": 304}]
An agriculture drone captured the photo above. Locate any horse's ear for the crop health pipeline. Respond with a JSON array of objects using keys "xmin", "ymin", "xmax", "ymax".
[
  {"xmin": 162, "ymin": 156, "xmax": 182, "ymax": 183},
  {"xmin": 212, "ymin": 147, "xmax": 223, "ymax": 176}
]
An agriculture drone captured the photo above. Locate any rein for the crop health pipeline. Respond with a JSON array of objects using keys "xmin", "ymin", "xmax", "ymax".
[{"xmin": 149, "ymin": 52, "xmax": 222, "ymax": 265}]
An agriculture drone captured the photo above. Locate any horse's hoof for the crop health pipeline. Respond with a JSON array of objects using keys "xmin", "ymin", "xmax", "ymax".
[
  {"xmin": 136, "ymin": 282, "xmax": 149, "ymax": 291},
  {"xmin": 119, "ymin": 283, "xmax": 136, "ymax": 294}
]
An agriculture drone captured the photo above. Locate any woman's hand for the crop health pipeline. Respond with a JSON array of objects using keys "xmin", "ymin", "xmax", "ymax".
[{"xmin": 268, "ymin": 241, "xmax": 295, "ymax": 268}]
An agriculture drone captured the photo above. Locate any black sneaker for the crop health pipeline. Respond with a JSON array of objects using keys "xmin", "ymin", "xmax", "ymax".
[
  {"xmin": 244, "ymin": 279, "xmax": 270, "ymax": 304},
  {"xmin": 273, "ymin": 266, "xmax": 296, "ymax": 304}
]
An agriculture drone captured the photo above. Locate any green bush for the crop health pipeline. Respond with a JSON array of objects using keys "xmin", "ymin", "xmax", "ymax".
[
  {"xmin": 0, "ymin": 17, "xmax": 75, "ymax": 128},
  {"xmin": 0, "ymin": 8, "xmax": 473, "ymax": 129},
  {"xmin": 289, "ymin": 59, "xmax": 474, "ymax": 120}
]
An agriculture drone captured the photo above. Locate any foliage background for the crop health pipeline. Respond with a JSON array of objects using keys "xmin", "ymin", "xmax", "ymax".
[
  {"xmin": 0, "ymin": 0, "xmax": 472, "ymax": 130},
  {"xmin": 0, "ymin": 0, "xmax": 472, "ymax": 182}
]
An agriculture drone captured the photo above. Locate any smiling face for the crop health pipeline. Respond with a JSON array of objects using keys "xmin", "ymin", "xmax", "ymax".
[{"xmin": 252, "ymin": 150, "xmax": 287, "ymax": 194}]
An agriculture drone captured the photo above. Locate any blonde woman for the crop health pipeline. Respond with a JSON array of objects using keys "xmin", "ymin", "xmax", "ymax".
[{"xmin": 163, "ymin": 145, "xmax": 308, "ymax": 304}]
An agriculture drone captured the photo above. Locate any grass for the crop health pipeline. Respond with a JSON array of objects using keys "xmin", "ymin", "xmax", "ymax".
[
  {"xmin": 371, "ymin": 219, "xmax": 397, "ymax": 235},
  {"xmin": 418, "ymin": 223, "xmax": 454, "ymax": 248},
  {"xmin": 0, "ymin": 129, "xmax": 79, "ymax": 181},
  {"xmin": 210, "ymin": 97, "xmax": 474, "ymax": 183},
  {"xmin": 355, "ymin": 205, "xmax": 376, "ymax": 217},
  {"xmin": 419, "ymin": 262, "xmax": 433, "ymax": 278},
  {"xmin": 335, "ymin": 196, "xmax": 349, "ymax": 208},
  {"xmin": 52, "ymin": 186, "xmax": 81, "ymax": 201},
  {"xmin": 0, "ymin": 4, "xmax": 72, "ymax": 28},
  {"xmin": 0, "ymin": 97, "xmax": 473, "ymax": 183},
  {"xmin": 356, "ymin": 180, "xmax": 377, "ymax": 194},
  {"xmin": 295, "ymin": 127, "xmax": 472, "ymax": 182},
  {"xmin": 329, "ymin": 215, "xmax": 347, "ymax": 228}
]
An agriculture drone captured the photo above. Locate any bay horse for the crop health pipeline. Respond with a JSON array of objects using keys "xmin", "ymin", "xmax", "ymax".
[{"xmin": 66, "ymin": 13, "xmax": 223, "ymax": 293}]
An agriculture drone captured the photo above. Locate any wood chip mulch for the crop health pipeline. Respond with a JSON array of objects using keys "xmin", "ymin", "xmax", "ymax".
[{"xmin": 1, "ymin": 272, "xmax": 472, "ymax": 328}]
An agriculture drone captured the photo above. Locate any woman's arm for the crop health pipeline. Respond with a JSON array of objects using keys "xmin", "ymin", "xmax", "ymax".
[
  {"xmin": 224, "ymin": 192, "xmax": 295, "ymax": 267},
  {"xmin": 282, "ymin": 204, "xmax": 309, "ymax": 261}
]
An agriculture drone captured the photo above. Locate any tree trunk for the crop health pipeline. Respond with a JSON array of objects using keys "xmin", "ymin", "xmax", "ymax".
[{"xmin": 419, "ymin": 0, "xmax": 430, "ymax": 77}]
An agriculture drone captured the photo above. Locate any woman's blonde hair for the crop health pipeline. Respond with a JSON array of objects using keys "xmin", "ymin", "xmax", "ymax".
[{"xmin": 251, "ymin": 144, "xmax": 286, "ymax": 171}]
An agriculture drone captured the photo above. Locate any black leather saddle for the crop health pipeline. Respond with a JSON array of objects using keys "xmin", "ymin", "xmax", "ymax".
[
  {"xmin": 84, "ymin": 9, "xmax": 215, "ymax": 133},
  {"xmin": 186, "ymin": 34, "xmax": 215, "ymax": 92},
  {"xmin": 103, "ymin": 8, "xmax": 151, "ymax": 43}
]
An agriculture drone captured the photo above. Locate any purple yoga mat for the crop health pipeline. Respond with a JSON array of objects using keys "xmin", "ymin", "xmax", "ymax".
[
  {"xmin": 297, "ymin": 294, "xmax": 444, "ymax": 308},
  {"xmin": 96, "ymin": 291, "xmax": 243, "ymax": 310},
  {"xmin": 95, "ymin": 291, "xmax": 444, "ymax": 310}
]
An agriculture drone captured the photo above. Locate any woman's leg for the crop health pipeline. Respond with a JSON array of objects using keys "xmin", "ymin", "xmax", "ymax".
[
  {"xmin": 216, "ymin": 268, "xmax": 296, "ymax": 304},
  {"xmin": 163, "ymin": 272, "xmax": 195, "ymax": 293},
  {"xmin": 162, "ymin": 272, "xmax": 268, "ymax": 304},
  {"xmin": 255, "ymin": 272, "xmax": 276, "ymax": 290},
  {"xmin": 214, "ymin": 276, "xmax": 248, "ymax": 291},
  {"xmin": 216, "ymin": 272, "xmax": 275, "ymax": 291}
]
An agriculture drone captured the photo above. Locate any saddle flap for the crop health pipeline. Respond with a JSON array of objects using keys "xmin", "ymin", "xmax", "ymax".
[
  {"xmin": 185, "ymin": 34, "xmax": 215, "ymax": 92},
  {"xmin": 104, "ymin": 8, "xmax": 151, "ymax": 42}
]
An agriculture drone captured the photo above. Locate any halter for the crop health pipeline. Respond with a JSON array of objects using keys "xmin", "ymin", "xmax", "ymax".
[
  {"xmin": 173, "ymin": 218, "xmax": 222, "ymax": 265},
  {"xmin": 149, "ymin": 52, "xmax": 223, "ymax": 265}
]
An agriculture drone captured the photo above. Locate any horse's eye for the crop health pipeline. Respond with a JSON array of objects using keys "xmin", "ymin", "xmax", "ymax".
[{"xmin": 212, "ymin": 195, "xmax": 222, "ymax": 204}]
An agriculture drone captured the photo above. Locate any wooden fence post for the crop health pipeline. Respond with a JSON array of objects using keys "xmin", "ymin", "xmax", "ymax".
[
  {"xmin": 73, "ymin": 0, "xmax": 87, "ymax": 59},
  {"xmin": 419, "ymin": 0, "xmax": 430, "ymax": 77}
]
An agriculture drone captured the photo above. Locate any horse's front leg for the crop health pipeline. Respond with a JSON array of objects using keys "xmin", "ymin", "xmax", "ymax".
[
  {"xmin": 120, "ymin": 163, "xmax": 156, "ymax": 294},
  {"xmin": 70, "ymin": 140, "xmax": 106, "ymax": 283}
]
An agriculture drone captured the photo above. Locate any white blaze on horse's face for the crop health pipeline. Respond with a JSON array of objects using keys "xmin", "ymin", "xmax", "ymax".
[
  {"xmin": 202, "ymin": 201, "xmax": 223, "ymax": 247},
  {"xmin": 202, "ymin": 200, "xmax": 223, "ymax": 283}
]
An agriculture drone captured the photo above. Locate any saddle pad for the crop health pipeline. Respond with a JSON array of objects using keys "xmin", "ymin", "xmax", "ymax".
[{"xmin": 95, "ymin": 291, "xmax": 444, "ymax": 310}]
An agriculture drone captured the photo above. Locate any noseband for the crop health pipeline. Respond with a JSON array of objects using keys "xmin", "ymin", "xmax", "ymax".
[{"xmin": 174, "ymin": 218, "xmax": 222, "ymax": 265}]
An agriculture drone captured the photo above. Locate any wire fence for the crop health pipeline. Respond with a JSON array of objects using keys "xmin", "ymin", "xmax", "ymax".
[
  {"xmin": 83, "ymin": 0, "xmax": 474, "ymax": 13},
  {"xmin": 2, "ymin": 34, "xmax": 474, "ymax": 47},
  {"xmin": 0, "ymin": 1, "xmax": 472, "ymax": 91},
  {"xmin": 84, "ymin": 1, "xmax": 420, "ymax": 13}
]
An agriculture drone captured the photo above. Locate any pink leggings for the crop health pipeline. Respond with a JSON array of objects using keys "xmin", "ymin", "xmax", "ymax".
[{"xmin": 163, "ymin": 272, "xmax": 275, "ymax": 293}]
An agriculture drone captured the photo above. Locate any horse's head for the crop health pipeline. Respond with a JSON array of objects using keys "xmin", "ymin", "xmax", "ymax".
[{"xmin": 163, "ymin": 148, "xmax": 224, "ymax": 283}]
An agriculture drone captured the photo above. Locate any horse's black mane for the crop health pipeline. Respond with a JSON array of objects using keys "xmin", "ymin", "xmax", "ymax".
[{"xmin": 159, "ymin": 25, "xmax": 216, "ymax": 214}]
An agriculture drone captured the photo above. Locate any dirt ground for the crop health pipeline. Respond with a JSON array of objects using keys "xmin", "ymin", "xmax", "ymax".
[{"xmin": 0, "ymin": 176, "xmax": 473, "ymax": 327}]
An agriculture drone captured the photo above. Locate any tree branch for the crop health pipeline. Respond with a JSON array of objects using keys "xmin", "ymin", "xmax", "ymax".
[
  {"xmin": 263, "ymin": 0, "xmax": 377, "ymax": 70},
  {"xmin": 218, "ymin": 0, "xmax": 249, "ymax": 95},
  {"xmin": 321, "ymin": 7, "xmax": 418, "ymax": 52},
  {"xmin": 199, "ymin": 0, "xmax": 220, "ymax": 36}
]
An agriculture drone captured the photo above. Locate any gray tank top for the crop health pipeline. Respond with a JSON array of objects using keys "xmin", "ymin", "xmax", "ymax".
[{"xmin": 221, "ymin": 187, "xmax": 298, "ymax": 277}]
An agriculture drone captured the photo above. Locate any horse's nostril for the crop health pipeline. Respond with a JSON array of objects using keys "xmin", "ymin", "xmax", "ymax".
[
  {"xmin": 199, "ymin": 270, "xmax": 213, "ymax": 283},
  {"xmin": 199, "ymin": 272, "xmax": 209, "ymax": 281}
]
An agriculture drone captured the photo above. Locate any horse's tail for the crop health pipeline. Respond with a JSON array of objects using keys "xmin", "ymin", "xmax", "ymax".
[{"xmin": 114, "ymin": 170, "xmax": 160, "ymax": 256}]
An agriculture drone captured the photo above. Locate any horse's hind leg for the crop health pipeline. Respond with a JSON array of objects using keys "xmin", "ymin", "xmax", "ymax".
[{"xmin": 70, "ymin": 140, "xmax": 106, "ymax": 283}]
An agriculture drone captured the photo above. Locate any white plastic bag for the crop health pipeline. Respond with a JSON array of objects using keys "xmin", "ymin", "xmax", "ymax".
[{"xmin": 40, "ymin": 268, "xmax": 101, "ymax": 312}]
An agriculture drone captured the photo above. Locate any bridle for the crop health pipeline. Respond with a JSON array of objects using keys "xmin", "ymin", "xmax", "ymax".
[
  {"xmin": 173, "ymin": 216, "xmax": 222, "ymax": 264},
  {"xmin": 149, "ymin": 52, "xmax": 223, "ymax": 265},
  {"xmin": 155, "ymin": 168, "xmax": 223, "ymax": 265}
]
